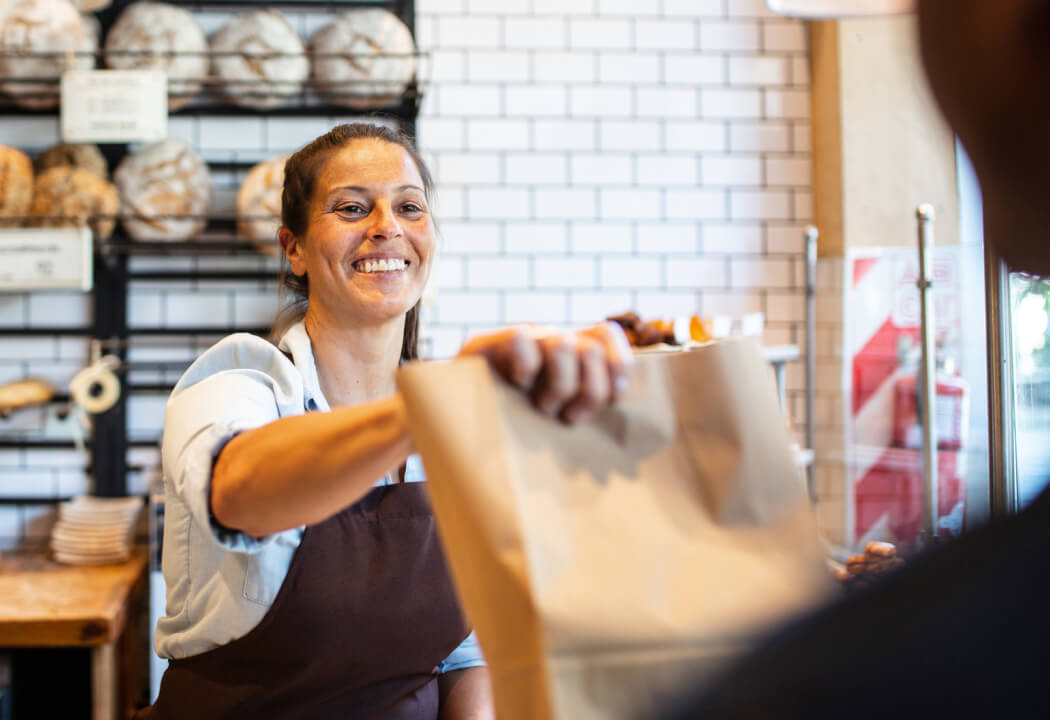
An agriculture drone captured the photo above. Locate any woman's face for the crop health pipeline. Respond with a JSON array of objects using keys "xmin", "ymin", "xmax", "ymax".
[{"xmin": 287, "ymin": 139, "xmax": 435, "ymax": 328}]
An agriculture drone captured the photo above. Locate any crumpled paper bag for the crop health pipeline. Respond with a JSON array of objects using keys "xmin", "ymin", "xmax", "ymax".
[{"xmin": 397, "ymin": 338, "xmax": 833, "ymax": 720}]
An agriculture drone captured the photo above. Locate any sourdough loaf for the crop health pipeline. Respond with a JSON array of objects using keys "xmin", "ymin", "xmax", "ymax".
[
  {"xmin": 104, "ymin": 1, "xmax": 207, "ymax": 111},
  {"xmin": 113, "ymin": 139, "xmax": 211, "ymax": 241},
  {"xmin": 210, "ymin": 9, "xmax": 308, "ymax": 110},
  {"xmin": 0, "ymin": 0, "xmax": 96, "ymax": 110},
  {"xmin": 0, "ymin": 143, "xmax": 34, "ymax": 220},
  {"xmin": 236, "ymin": 154, "xmax": 288, "ymax": 254},
  {"xmin": 34, "ymin": 143, "xmax": 108, "ymax": 180},
  {"xmin": 309, "ymin": 8, "xmax": 416, "ymax": 109},
  {"xmin": 28, "ymin": 165, "xmax": 119, "ymax": 239}
]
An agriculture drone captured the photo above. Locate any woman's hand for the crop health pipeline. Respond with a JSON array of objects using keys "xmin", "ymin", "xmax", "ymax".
[{"xmin": 457, "ymin": 322, "xmax": 634, "ymax": 424}]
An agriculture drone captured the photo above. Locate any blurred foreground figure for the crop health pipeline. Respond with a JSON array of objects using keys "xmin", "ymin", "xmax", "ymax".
[{"xmin": 668, "ymin": 1, "xmax": 1050, "ymax": 717}]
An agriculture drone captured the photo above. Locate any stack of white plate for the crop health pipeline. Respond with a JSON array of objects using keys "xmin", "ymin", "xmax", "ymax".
[{"xmin": 50, "ymin": 496, "xmax": 143, "ymax": 565}]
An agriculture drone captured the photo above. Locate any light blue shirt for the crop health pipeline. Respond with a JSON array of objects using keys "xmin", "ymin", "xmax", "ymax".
[{"xmin": 155, "ymin": 320, "xmax": 484, "ymax": 673}]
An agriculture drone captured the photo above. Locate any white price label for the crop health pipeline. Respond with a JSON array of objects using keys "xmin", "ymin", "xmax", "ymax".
[
  {"xmin": 60, "ymin": 69, "xmax": 167, "ymax": 143},
  {"xmin": 0, "ymin": 228, "xmax": 93, "ymax": 292},
  {"xmin": 766, "ymin": 0, "xmax": 914, "ymax": 17}
]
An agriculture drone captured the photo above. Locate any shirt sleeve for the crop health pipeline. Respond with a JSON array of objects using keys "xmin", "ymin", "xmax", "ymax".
[
  {"xmin": 438, "ymin": 630, "xmax": 487, "ymax": 674},
  {"xmin": 161, "ymin": 336, "xmax": 304, "ymax": 553}
]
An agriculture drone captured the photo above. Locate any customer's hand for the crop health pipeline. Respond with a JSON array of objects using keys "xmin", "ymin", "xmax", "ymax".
[{"xmin": 457, "ymin": 322, "xmax": 634, "ymax": 424}]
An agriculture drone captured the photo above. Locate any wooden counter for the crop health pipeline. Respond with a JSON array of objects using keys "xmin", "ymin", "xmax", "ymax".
[{"xmin": 0, "ymin": 547, "xmax": 148, "ymax": 720}]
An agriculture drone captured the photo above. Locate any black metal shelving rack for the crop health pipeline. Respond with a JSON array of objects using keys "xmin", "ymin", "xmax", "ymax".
[{"xmin": 0, "ymin": 0, "xmax": 421, "ymax": 501}]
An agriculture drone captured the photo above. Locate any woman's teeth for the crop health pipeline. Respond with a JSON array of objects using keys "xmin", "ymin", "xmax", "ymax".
[{"xmin": 354, "ymin": 258, "xmax": 407, "ymax": 273}]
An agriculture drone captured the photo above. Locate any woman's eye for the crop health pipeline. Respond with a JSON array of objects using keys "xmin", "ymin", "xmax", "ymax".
[
  {"xmin": 337, "ymin": 204, "xmax": 365, "ymax": 214},
  {"xmin": 401, "ymin": 203, "xmax": 423, "ymax": 214}
]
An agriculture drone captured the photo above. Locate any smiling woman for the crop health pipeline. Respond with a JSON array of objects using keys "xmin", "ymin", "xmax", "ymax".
[
  {"xmin": 141, "ymin": 123, "xmax": 633, "ymax": 720},
  {"xmin": 273, "ymin": 124, "xmax": 434, "ymax": 366}
]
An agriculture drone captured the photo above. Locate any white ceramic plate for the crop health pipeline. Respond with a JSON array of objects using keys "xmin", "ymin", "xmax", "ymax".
[
  {"xmin": 52, "ymin": 522, "xmax": 129, "ymax": 537},
  {"xmin": 53, "ymin": 549, "xmax": 130, "ymax": 565},
  {"xmin": 51, "ymin": 541, "xmax": 128, "ymax": 555}
]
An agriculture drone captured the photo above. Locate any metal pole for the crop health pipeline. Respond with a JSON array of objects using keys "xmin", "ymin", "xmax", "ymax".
[
  {"xmin": 805, "ymin": 226, "xmax": 819, "ymax": 501},
  {"xmin": 984, "ymin": 243, "xmax": 1019, "ymax": 519},
  {"xmin": 916, "ymin": 204, "xmax": 939, "ymax": 539},
  {"xmin": 92, "ymin": 251, "xmax": 128, "ymax": 498},
  {"xmin": 804, "ymin": 228, "xmax": 818, "ymax": 450}
]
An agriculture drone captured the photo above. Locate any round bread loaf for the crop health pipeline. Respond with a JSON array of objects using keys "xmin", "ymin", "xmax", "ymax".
[
  {"xmin": 114, "ymin": 139, "xmax": 211, "ymax": 241},
  {"xmin": 104, "ymin": 2, "xmax": 207, "ymax": 111},
  {"xmin": 0, "ymin": 144, "xmax": 34, "ymax": 221},
  {"xmin": 0, "ymin": 0, "xmax": 96, "ymax": 110},
  {"xmin": 34, "ymin": 143, "xmax": 108, "ymax": 180},
  {"xmin": 237, "ymin": 154, "xmax": 288, "ymax": 254},
  {"xmin": 28, "ymin": 166, "xmax": 119, "ymax": 239},
  {"xmin": 210, "ymin": 9, "xmax": 309, "ymax": 110},
  {"xmin": 309, "ymin": 9, "xmax": 416, "ymax": 109}
]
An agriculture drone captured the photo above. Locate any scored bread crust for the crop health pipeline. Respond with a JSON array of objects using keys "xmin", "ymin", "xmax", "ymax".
[
  {"xmin": 114, "ymin": 139, "xmax": 212, "ymax": 241},
  {"xmin": 210, "ymin": 9, "xmax": 309, "ymax": 110},
  {"xmin": 104, "ymin": 1, "xmax": 208, "ymax": 112},
  {"xmin": 309, "ymin": 8, "xmax": 417, "ymax": 109},
  {"xmin": 33, "ymin": 143, "xmax": 108, "ymax": 180},
  {"xmin": 0, "ymin": 0, "xmax": 96, "ymax": 110},
  {"xmin": 27, "ymin": 166, "xmax": 120, "ymax": 239},
  {"xmin": 0, "ymin": 144, "xmax": 34, "ymax": 220},
  {"xmin": 236, "ymin": 154, "xmax": 288, "ymax": 254}
]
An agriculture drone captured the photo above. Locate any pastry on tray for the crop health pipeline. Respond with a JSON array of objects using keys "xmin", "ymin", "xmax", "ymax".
[
  {"xmin": 834, "ymin": 541, "xmax": 906, "ymax": 590},
  {"xmin": 606, "ymin": 311, "xmax": 713, "ymax": 348}
]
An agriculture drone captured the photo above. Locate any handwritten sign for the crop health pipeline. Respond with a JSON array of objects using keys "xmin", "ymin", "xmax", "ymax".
[
  {"xmin": 0, "ymin": 228, "xmax": 93, "ymax": 291},
  {"xmin": 61, "ymin": 69, "xmax": 167, "ymax": 143}
]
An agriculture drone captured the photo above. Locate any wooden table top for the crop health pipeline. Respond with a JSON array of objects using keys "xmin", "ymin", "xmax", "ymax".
[{"xmin": 0, "ymin": 546, "xmax": 148, "ymax": 647}]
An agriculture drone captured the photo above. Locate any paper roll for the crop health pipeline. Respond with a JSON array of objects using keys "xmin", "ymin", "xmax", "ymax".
[{"xmin": 69, "ymin": 360, "xmax": 121, "ymax": 414}]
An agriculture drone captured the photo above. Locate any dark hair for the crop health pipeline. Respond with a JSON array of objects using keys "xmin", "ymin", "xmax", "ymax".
[{"xmin": 273, "ymin": 122, "xmax": 434, "ymax": 362}]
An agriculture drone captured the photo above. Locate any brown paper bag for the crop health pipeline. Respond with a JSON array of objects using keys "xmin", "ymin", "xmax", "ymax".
[{"xmin": 397, "ymin": 338, "xmax": 834, "ymax": 720}]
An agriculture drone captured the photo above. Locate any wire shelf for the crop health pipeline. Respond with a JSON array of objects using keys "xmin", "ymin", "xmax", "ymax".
[
  {"xmin": 0, "ymin": 49, "xmax": 427, "ymax": 117},
  {"xmin": 2, "ymin": 215, "xmax": 285, "ymax": 257}
]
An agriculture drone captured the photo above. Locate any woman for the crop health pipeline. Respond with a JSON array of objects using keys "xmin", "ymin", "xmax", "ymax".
[{"xmin": 147, "ymin": 123, "xmax": 632, "ymax": 719}]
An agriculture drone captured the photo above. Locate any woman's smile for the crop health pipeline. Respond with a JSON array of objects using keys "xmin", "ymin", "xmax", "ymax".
[{"xmin": 351, "ymin": 256, "xmax": 412, "ymax": 275}]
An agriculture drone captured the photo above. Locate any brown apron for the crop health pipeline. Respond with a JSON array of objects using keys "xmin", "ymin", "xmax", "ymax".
[{"xmin": 143, "ymin": 482, "xmax": 470, "ymax": 719}]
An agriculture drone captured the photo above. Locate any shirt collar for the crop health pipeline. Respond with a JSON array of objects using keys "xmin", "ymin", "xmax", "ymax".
[{"xmin": 277, "ymin": 320, "xmax": 330, "ymax": 412}]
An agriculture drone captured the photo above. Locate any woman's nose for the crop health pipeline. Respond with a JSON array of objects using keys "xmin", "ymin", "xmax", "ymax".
[{"xmin": 368, "ymin": 204, "xmax": 402, "ymax": 241}]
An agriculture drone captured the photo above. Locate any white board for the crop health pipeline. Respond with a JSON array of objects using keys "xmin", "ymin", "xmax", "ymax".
[
  {"xmin": 0, "ymin": 227, "xmax": 93, "ymax": 291},
  {"xmin": 61, "ymin": 69, "xmax": 167, "ymax": 144}
]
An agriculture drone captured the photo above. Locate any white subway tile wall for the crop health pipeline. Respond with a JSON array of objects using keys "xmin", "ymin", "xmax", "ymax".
[{"xmin": 0, "ymin": 1, "xmax": 812, "ymax": 545}]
